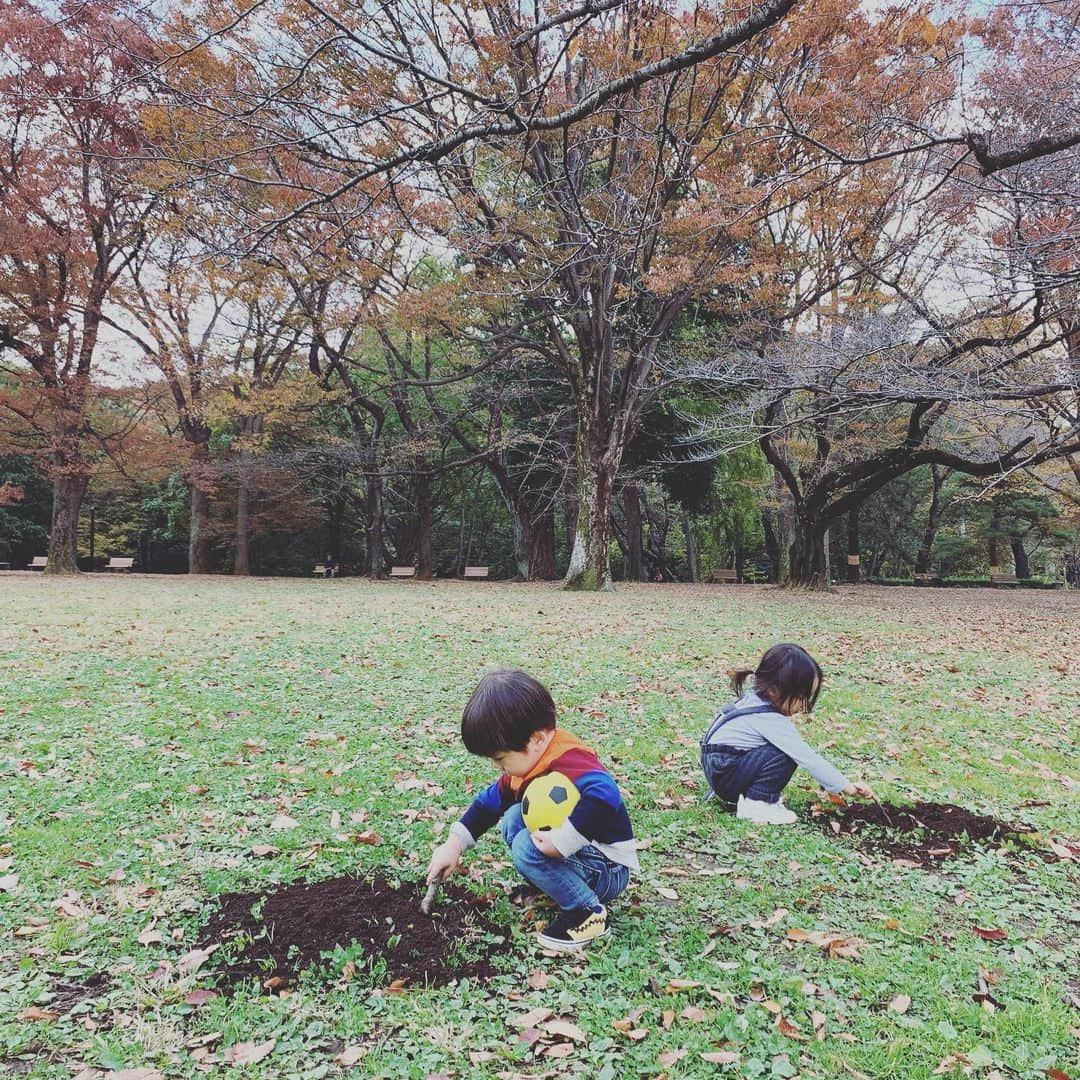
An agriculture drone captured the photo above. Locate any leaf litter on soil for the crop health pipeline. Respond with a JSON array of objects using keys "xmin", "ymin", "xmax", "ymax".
[
  {"xmin": 197, "ymin": 873, "xmax": 507, "ymax": 991},
  {"xmin": 811, "ymin": 800, "xmax": 1037, "ymax": 868}
]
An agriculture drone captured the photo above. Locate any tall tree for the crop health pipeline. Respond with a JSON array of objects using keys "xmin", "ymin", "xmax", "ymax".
[{"xmin": 0, "ymin": 0, "xmax": 154, "ymax": 572}]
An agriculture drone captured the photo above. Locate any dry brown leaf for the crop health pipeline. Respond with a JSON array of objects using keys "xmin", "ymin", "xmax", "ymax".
[
  {"xmin": 542, "ymin": 1019, "xmax": 586, "ymax": 1042},
  {"xmin": 335, "ymin": 1046, "xmax": 367, "ymax": 1066},
  {"xmin": 223, "ymin": 1039, "xmax": 276, "ymax": 1066},
  {"xmin": 666, "ymin": 979, "xmax": 700, "ymax": 992},
  {"xmin": 680, "ymin": 1006, "xmax": 706, "ymax": 1022},
  {"xmin": 973, "ymin": 926, "xmax": 1008, "ymax": 941},
  {"xmin": 184, "ymin": 990, "xmax": 219, "ymax": 1006},
  {"xmin": 889, "ymin": 994, "xmax": 911, "ymax": 1014},
  {"xmin": 249, "ymin": 844, "xmax": 279, "ymax": 858},
  {"xmin": 702, "ymin": 1050, "xmax": 739, "ymax": 1064},
  {"xmin": 656, "ymin": 886, "xmax": 680, "ymax": 900},
  {"xmin": 659, "ymin": 1048, "xmax": 689, "ymax": 1067},
  {"xmin": 138, "ymin": 926, "xmax": 163, "ymax": 946},
  {"xmin": 177, "ymin": 945, "xmax": 217, "ymax": 975},
  {"xmin": 776, "ymin": 1015, "xmax": 808, "ymax": 1041},
  {"xmin": 17, "ymin": 1007, "xmax": 58, "ymax": 1022},
  {"xmin": 510, "ymin": 1007, "xmax": 554, "ymax": 1028},
  {"xmin": 543, "ymin": 1043, "xmax": 574, "ymax": 1059},
  {"xmin": 270, "ymin": 814, "xmax": 299, "ymax": 831},
  {"xmin": 527, "ymin": 969, "xmax": 549, "ymax": 990}
]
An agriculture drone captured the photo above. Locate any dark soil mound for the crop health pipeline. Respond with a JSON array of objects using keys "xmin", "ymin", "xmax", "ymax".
[
  {"xmin": 198, "ymin": 874, "xmax": 507, "ymax": 991},
  {"xmin": 812, "ymin": 800, "xmax": 1034, "ymax": 868}
]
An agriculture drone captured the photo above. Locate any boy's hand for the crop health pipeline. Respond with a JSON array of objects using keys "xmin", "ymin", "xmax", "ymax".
[
  {"xmin": 530, "ymin": 831, "xmax": 563, "ymax": 858},
  {"xmin": 426, "ymin": 836, "xmax": 463, "ymax": 884},
  {"xmin": 842, "ymin": 781, "xmax": 875, "ymax": 800}
]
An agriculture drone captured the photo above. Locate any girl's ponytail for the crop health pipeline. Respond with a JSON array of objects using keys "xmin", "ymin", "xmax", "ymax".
[{"xmin": 729, "ymin": 666, "xmax": 754, "ymax": 695}]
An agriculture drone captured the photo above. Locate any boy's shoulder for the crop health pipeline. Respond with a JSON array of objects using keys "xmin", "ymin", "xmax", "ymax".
[{"xmin": 545, "ymin": 730, "xmax": 616, "ymax": 783}]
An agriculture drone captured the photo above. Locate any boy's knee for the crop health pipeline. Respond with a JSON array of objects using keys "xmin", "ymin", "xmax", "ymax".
[{"xmin": 510, "ymin": 827, "xmax": 545, "ymax": 872}]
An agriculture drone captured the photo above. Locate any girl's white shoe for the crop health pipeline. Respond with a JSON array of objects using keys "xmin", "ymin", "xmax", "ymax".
[{"xmin": 736, "ymin": 796, "xmax": 798, "ymax": 825}]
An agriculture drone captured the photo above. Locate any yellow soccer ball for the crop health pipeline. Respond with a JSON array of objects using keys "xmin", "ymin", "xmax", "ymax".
[{"xmin": 522, "ymin": 771, "xmax": 580, "ymax": 833}]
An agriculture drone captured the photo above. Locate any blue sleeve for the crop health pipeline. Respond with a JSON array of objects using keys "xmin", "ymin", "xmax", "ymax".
[{"xmin": 458, "ymin": 776, "xmax": 515, "ymax": 843}]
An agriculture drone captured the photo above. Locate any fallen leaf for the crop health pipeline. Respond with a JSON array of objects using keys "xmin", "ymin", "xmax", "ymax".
[
  {"xmin": 889, "ymin": 994, "xmax": 911, "ymax": 1014},
  {"xmin": 544, "ymin": 1043, "xmax": 574, "ymax": 1059},
  {"xmin": 657, "ymin": 886, "xmax": 680, "ymax": 900},
  {"xmin": 270, "ymin": 815, "xmax": 299, "ymax": 831},
  {"xmin": 542, "ymin": 1019, "xmax": 586, "ymax": 1042},
  {"xmin": 527, "ymin": 969, "xmax": 549, "ymax": 990},
  {"xmin": 177, "ymin": 945, "xmax": 218, "ymax": 975},
  {"xmin": 681, "ymin": 1006, "xmax": 706, "ymax": 1022},
  {"xmin": 249, "ymin": 845, "xmax": 279, "ymax": 858},
  {"xmin": 138, "ymin": 927, "xmax": 163, "ymax": 946},
  {"xmin": 662, "ymin": 1009, "xmax": 675, "ymax": 1029},
  {"xmin": 354, "ymin": 830, "xmax": 381, "ymax": 845},
  {"xmin": 17, "ymin": 1007, "xmax": 58, "ymax": 1022},
  {"xmin": 184, "ymin": 989, "xmax": 219, "ymax": 1006},
  {"xmin": 666, "ymin": 979, "xmax": 701, "ymax": 992},
  {"xmin": 329, "ymin": 810, "xmax": 342, "ymax": 830},
  {"xmin": 223, "ymin": 1039, "xmax": 276, "ymax": 1066},
  {"xmin": 776, "ymin": 1015, "xmax": 808, "ymax": 1041},
  {"xmin": 973, "ymin": 926, "xmax": 1008, "ymax": 941},
  {"xmin": 0, "ymin": 873, "xmax": 19, "ymax": 892},
  {"xmin": 659, "ymin": 1048, "xmax": 689, "ymax": 1067},
  {"xmin": 335, "ymin": 1046, "xmax": 367, "ymax": 1066},
  {"xmin": 510, "ymin": 1007, "xmax": 554, "ymax": 1028},
  {"xmin": 702, "ymin": 1050, "xmax": 739, "ymax": 1064}
]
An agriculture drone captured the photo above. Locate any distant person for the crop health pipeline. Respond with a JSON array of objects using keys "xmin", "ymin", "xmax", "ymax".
[
  {"xmin": 700, "ymin": 643, "xmax": 874, "ymax": 824},
  {"xmin": 324, "ymin": 554, "xmax": 337, "ymax": 578},
  {"xmin": 426, "ymin": 669, "xmax": 638, "ymax": 952}
]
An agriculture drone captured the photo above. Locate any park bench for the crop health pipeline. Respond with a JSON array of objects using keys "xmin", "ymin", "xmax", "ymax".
[
  {"xmin": 313, "ymin": 563, "xmax": 337, "ymax": 577},
  {"xmin": 390, "ymin": 566, "xmax": 416, "ymax": 578},
  {"xmin": 29, "ymin": 556, "xmax": 47, "ymax": 570},
  {"xmin": 106, "ymin": 557, "xmax": 134, "ymax": 573},
  {"xmin": 990, "ymin": 571, "xmax": 1019, "ymax": 586},
  {"xmin": 708, "ymin": 568, "xmax": 738, "ymax": 584},
  {"xmin": 914, "ymin": 572, "xmax": 935, "ymax": 585},
  {"xmin": 463, "ymin": 566, "xmax": 489, "ymax": 579}
]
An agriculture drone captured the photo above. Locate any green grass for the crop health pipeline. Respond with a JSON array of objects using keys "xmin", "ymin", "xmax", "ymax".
[{"xmin": 1, "ymin": 576, "xmax": 1077, "ymax": 1078}]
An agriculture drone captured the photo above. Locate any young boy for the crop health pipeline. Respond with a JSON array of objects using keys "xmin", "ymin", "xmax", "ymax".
[{"xmin": 426, "ymin": 669, "xmax": 638, "ymax": 952}]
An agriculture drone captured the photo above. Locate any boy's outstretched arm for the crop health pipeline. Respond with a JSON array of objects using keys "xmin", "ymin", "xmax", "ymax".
[{"xmin": 426, "ymin": 834, "xmax": 463, "ymax": 884}]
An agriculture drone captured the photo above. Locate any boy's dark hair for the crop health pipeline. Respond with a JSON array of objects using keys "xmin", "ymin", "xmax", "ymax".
[
  {"xmin": 461, "ymin": 669, "xmax": 556, "ymax": 755},
  {"xmin": 731, "ymin": 643, "xmax": 823, "ymax": 714}
]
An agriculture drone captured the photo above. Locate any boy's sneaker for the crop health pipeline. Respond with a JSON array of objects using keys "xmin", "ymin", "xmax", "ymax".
[
  {"xmin": 736, "ymin": 795, "xmax": 798, "ymax": 825},
  {"xmin": 536, "ymin": 904, "xmax": 609, "ymax": 952}
]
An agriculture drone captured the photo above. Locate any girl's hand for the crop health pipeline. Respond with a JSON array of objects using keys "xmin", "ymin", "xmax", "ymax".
[
  {"xmin": 843, "ymin": 781, "xmax": 875, "ymax": 799},
  {"xmin": 530, "ymin": 831, "xmax": 562, "ymax": 858},
  {"xmin": 426, "ymin": 836, "xmax": 462, "ymax": 884}
]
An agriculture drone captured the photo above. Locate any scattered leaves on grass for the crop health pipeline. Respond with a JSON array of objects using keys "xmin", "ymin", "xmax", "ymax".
[
  {"xmin": 17, "ymin": 1006, "xmax": 58, "ymax": 1022},
  {"xmin": 335, "ymin": 1046, "xmax": 368, "ymax": 1066},
  {"xmin": 541, "ymin": 1019, "xmax": 586, "ymax": 1042},
  {"xmin": 889, "ymin": 994, "xmax": 912, "ymax": 1014},
  {"xmin": 972, "ymin": 926, "xmax": 1008, "ymax": 941}
]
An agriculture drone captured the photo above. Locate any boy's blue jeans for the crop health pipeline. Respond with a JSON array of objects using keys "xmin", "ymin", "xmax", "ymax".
[
  {"xmin": 701, "ymin": 742, "xmax": 798, "ymax": 805},
  {"xmin": 501, "ymin": 804, "xmax": 629, "ymax": 912}
]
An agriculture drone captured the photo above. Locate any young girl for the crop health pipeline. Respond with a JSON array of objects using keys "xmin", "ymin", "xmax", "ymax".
[{"xmin": 700, "ymin": 643, "xmax": 874, "ymax": 824}]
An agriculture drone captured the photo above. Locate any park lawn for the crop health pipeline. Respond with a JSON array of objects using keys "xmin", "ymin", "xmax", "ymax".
[{"xmin": 0, "ymin": 575, "xmax": 1077, "ymax": 1080}]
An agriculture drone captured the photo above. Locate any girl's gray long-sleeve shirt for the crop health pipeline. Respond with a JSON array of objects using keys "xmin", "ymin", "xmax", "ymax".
[{"xmin": 706, "ymin": 690, "xmax": 849, "ymax": 793}]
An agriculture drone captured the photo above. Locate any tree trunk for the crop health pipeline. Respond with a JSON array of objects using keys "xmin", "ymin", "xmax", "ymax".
[
  {"xmin": 530, "ymin": 509, "xmax": 559, "ymax": 580},
  {"xmin": 47, "ymin": 473, "xmax": 88, "ymax": 575},
  {"xmin": 624, "ymin": 485, "xmax": 644, "ymax": 582},
  {"xmin": 915, "ymin": 466, "xmax": 947, "ymax": 574},
  {"xmin": 1010, "ymin": 535, "xmax": 1030, "ymax": 578},
  {"xmin": 365, "ymin": 458, "xmax": 387, "ymax": 578},
  {"xmin": 415, "ymin": 469, "xmax": 435, "ymax": 579},
  {"xmin": 762, "ymin": 509, "xmax": 780, "ymax": 584},
  {"xmin": 788, "ymin": 515, "xmax": 829, "ymax": 589},
  {"xmin": 188, "ymin": 484, "xmax": 212, "ymax": 574},
  {"xmin": 682, "ymin": 508, "xmax": 699, "ymax": 583},
  {"xmin": 845, "ymin": 507, "xmax": 860, "ymax": 583},
  {"xmin": 563, "ymin": 428, "xmax": 615, "ymax": 591},
  {"xmin": 988, "ymin": 499, "xmax": 1002, "ymax": 571},
  {"xmin": 234, "ymin": 458, "xmax": 252, "ymax": 576}
]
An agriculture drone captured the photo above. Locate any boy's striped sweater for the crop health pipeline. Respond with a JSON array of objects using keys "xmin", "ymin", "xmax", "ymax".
[{"xmin": 450, "ymin": 730, "xmax": 639, "ymax": 870}]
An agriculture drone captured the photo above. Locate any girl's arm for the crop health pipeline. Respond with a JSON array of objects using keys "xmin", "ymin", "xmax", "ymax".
[{"xmin": 763, "ymin": 717, "xmax": 849, "ymax": 793}]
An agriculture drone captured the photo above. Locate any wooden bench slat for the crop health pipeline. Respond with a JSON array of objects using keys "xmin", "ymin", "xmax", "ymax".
[
  {"xmin": 106, "ymin": 557, "xmax": 134, "ymax": 572},
  {"xmin": 708, "ymin": 569, "xmax": 738, "ymax": 583},
  {"xmin": 463, "ymin": 566, "xmax": 489, "ymax": 578},
  {"xmin": 390, "ymin": 566, "xmax": 416, "ymax": 577},
  {"xmin": 29, "ymin": 556, "xmax": 47, "ymax": 569}
]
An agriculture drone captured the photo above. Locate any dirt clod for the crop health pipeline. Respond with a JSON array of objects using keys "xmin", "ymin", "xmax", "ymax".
[
  {"xmin": 812, "ymin": 800, "xmax": 1035, "ymax": 868},
  {"xmin": 198, "ymin": 874, "xmax": 507, "ymax": 990}
]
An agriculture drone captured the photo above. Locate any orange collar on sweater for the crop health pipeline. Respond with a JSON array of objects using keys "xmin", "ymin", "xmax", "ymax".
[{"xmin": 507, "ymin": 729, "xmax": 595, "ymax": 795}]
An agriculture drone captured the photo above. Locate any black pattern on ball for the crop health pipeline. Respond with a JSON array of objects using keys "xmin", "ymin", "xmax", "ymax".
[{"xmin": 549, "ymin": 785, "xmax": 569, "ymax": 805}]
